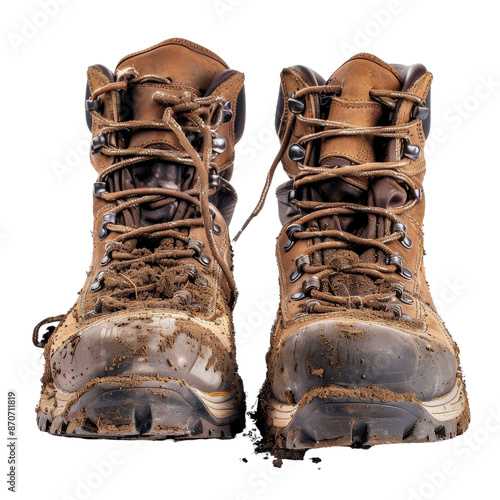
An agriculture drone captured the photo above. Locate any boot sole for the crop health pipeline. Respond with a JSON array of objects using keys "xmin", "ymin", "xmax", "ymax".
[
  {"xmin": 37, "ymin": 375, "xmax": 245, "ymax": 440},
  {"xmin": 257, "ymin": 381, "xmax": 470, "ymax": 451}
]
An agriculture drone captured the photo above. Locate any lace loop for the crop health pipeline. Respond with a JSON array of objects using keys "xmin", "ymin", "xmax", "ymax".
[{"xmin": 32, "ymin": 315, "xmax": 65, "ymax": 348}]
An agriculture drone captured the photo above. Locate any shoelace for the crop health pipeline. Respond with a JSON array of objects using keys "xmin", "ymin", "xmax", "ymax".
[
  {"xmin": 33, "ymin": 78, "xmax": 236, "ymax": 347},
  {"xmin": 89, "ymin": 78, "xmax": 236, "ymax": 301},
  {"xmin": 235, "ymin": 85, "xmax": 425, "ymax": 318}
]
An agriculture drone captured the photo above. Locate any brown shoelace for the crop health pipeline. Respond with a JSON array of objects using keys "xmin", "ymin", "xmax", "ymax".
[
  {"xmin": 236, "ymin": 85, "xmax": 425, "ymax": 316},
  {"xmin": 88, "ymin": 77, "xmax": 237, "ymax": 305}
]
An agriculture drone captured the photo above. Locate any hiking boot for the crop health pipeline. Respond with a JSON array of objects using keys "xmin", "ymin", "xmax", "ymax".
[
  {"xmin": 33, "ymin": 38, "xmax": 246, "ymax": 439},
  {"xmin": 240, "ymin": 54, "xmax": 470, "ymax": 453}
]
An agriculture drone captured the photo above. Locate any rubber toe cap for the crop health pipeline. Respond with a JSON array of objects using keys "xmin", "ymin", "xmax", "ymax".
[{"xmin": 270, "ymin": 320, "xmax": 457, "ymax": 404}]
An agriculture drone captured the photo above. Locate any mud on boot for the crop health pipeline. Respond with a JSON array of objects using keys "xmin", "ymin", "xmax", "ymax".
[
  {"xmin": 240, "ymin": 53, "xmax": 470, "ymax": 456},
  {"xmin": 34, "ymin": 38, "xmax": 246, "ymax": 439}
]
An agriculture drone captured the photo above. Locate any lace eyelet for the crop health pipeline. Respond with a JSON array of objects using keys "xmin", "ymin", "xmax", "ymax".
[
  {"xmin": 196, "ymin": 276, "xmax": 208, "ymax": 287},
  {"xmin": 305, "ymin": 299, "xmax": 320, "ymax": 313},
  {"xmin": 209, "ymin": 172, "xmax": 221, "ymax": 189},
  {"xmin": 288, "ymin": 188, "xmax": 302, "ymax": 203},
  {"xmin": 400, "ymin": 294, "xmax": 413, "ymax": 304},
  {"xmin": 90, "ymin": 271, "xmax": 106, "ymax": 292},
  {"xmin": 284, "ymin": 224, "xmax": 304, "ymax": 252},
  {"xmin": 98, "ymin": 213, "xmax": 116, "ymax": 241},
  {"xmin": 408, "ymin": 188, "xmax": 422, "ymax": 201},
  {"xmin": 91, "ymin": 134, "xmax": 107, "ymax": 154},
  {"xmin": 302, "ymin": 276, "xmax": 321, "ymax": 296},
  {"xmin": 385, "ymin": 303, "xmax": 411, "ymax": 321},
  {"xmin": 221, "ymin": 101, "xmax": 233, "ymax": 123},
  {"xmin": 212, "ymin": 136, "xmax": 227, "ymax": 154},
  {"xmin": 100, "ymin": 255, "xmax": 111, "ymax": 266},
  {"xmin": 93, "ymin": 182, "xmax": 107, "ymax": 197},
  {"xmin": 288, "ymin": 143, "xmax": 306, "ymax": 162},
  {"xmin": 211, "ymin": 213, "xmax": 221, "ymax": 234},
  {"xmin": 86, "ymin": 97, "xmax": 102, "ymax": 113},
  {"xmin": 198, "ymin": 255, "xmax": 211, "ymax": 266},
  {"xmin": 288, "ymin": 92, "xmax": 305, "ymax": 114},
  {"xmin": 393, "ymin": 221, "xmax": 413, "ymax": 249},
  {"xmin": 400, "ymin": 268, "xmax": 413, "ymax": 280},
  {"xmin": 290, "ymin": 254, "xmax": 311, "ymax": 282},
  {"xmin": 411, "ymin": 105, "xmax": 430, "ymax": 120},
  {"xmin": 403, "ymin": 142, "xmax": 421, "ymax": 161},
  {"xmin": 184, "ymin": 264, "xmax": 198, "ymax": 281},
  {"xmin": 188, "ymin": 240, "xmax": 211, "ymax": 266},
  {"xmin": 173, "ymin": 290, "xmax": 192, "ymax": 305},
  {"xmin": 386, "ymin": 255, "xmax": 412, "ymax": 280},
  {"xmin": 393, "ymin": 282, "xmax": 414, "ymax": 304}
]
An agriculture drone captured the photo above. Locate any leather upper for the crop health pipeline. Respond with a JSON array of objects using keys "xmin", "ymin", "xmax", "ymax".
[
  {"xmin": 41, "ymin": 39, "xmax": 245, "ymax": 392},
  {"xmin": 266, "ymin": 54, "xmax": 460, "ymax": 403}
]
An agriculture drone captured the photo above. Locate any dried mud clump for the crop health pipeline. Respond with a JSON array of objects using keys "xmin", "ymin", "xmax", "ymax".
[
  {"xmin": 307, "ymin": 245, "xmax": 398, "ymax": 313},
  {"xmin": 251, "ymin": 384, "xmax": 307, "ymax": 464},
  {"xmin": 84, "ymin": 236, "xmax": 221, "ymax": 318}
]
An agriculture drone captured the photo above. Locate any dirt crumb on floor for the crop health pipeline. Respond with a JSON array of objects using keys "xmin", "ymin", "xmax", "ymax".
[{"xmin": 250, "ymin": 397, "xmax": 307, "ymax": 464}]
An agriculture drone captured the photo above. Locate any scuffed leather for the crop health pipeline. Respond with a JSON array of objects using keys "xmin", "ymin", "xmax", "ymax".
[{"xmin": 265, "ymin": 54, "xmax": 463, "ymax": 406}]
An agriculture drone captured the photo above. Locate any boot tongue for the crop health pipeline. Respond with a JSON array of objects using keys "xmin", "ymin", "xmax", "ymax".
[
  {"xmin": 111, "ymin": 39, "xmax": 229, "ymax": 226},
  {"xmin": 319, "ymin": 53, "xmax": 403, "ymax": 169},
  {"xmin": 115, "ymin": 38, "xmax": 228, "ymax": 150},
  {"xmin": 313, "ymin": 54, "xmax": 408, "ymax": 230},
  {"xmin": 115, "ymin": 38, "xmax": 228, "ymax": 91},
  {"xmin": 310, "ymin": 55, "xmax": 407, "ymax": 296}
]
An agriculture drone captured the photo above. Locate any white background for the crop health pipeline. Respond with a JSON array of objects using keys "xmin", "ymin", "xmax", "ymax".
[{"xmin": 1, "ymin": 0, "xmax": 499, "ymax": 499}]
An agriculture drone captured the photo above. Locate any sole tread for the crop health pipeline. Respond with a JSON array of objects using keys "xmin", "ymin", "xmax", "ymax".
[
  {"xmin": 256, "ymin": 383, "xmax": 470, "ymax": 455},
  {"xmin": 37, "ymin": 377, "xmax": 245, "ymax": 440}
]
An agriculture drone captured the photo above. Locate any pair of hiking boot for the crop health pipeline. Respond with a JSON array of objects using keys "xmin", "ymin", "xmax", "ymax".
[{"xmin": 34, "ymin": 38, "xmax": 469, "ymax": 455}]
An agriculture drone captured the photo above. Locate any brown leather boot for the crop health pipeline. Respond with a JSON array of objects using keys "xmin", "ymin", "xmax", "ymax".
[
  {"xmin": 240, "ymin": 54, "xmax": 470, "ymax": 454},
  {"xmin": 33, "ymin": 38, "xmax": 246, "ymax": 439}
]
